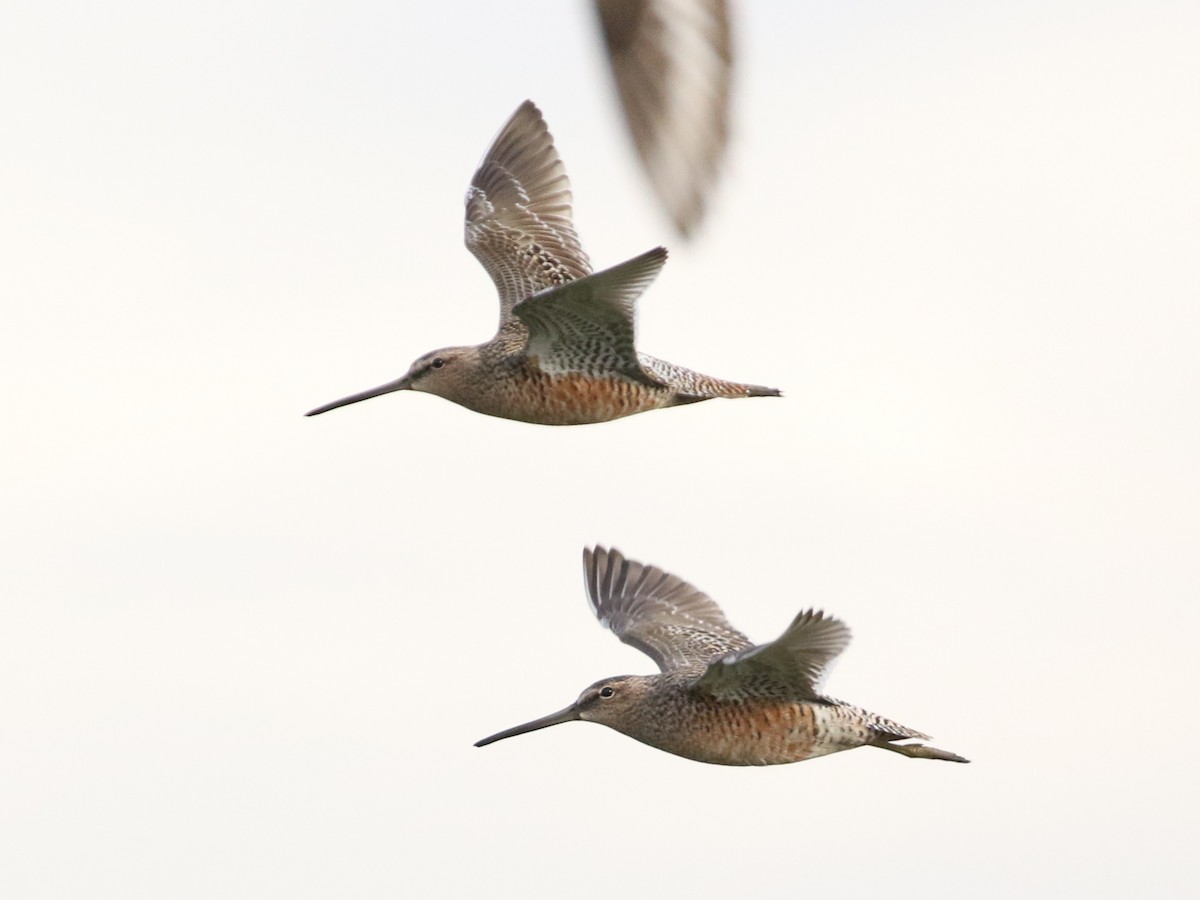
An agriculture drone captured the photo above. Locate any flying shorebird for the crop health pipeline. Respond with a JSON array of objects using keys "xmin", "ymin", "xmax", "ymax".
[
  {"xmin": 475, "ymin": 547, "xmax": 969, "ymax": 766},
  {"xmin": 305, "ymin": 100, "xmax": 778, "ymax": 426},
  {"xmin": 595, "ymin": 0, "xmax": 733, "ymax": 236}
]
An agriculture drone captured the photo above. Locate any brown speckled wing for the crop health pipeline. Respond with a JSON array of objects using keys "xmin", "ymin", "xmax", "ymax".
[
  {"xmin": 694, "ymin": 610, "xmax": 852, "ymax": 701},
  {"xmin": 594, "ymin": 0, "xmax": 732, "ymax": 236},
  {"xmin": 512, "ymin": 247, "xmax": 668, "ymax": 385},
  {"xmin": 465, "ymin": 101, "xmax": 592, "ymax": 327},
  {"xmin": 583, "ymin": 546, "xmax": 752, "ymax": 673}
]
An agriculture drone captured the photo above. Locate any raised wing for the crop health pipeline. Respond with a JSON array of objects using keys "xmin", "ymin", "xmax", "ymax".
[
  {"xmin": 512, "ymin": 247, "xmax": 667, "ymax": 384},
  {"xmin": 582, "ymin": 546, "xmax": 752, "ymax": 673},
  {"xmin": 595, "ymin": 0, "xmax": 732, "ymax": 236},
  {"xmin": 465, "ymin": 101, "xmax": 592, "ymax": 326},
  {"xmin": 694, "ymin": 609, "xmax": 852, "ymax": 701}
]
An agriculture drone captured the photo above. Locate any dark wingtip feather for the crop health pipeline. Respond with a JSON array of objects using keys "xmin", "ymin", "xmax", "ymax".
[{"xmin": 747, "ymin": 385, "xmax": 782, "ymax": 398}]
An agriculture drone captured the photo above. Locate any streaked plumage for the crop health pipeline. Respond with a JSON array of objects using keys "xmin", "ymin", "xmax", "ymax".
[
  {"xmin": 476, "ymin": 547, "xmax": 968, "ymax": 766},
  {"xmin": 306, "ymin": 100, "xmax": 778, "ymax": 426},
  {"xmin": 596, "ymin": 0, "xmax": 732, "ymax": 235}
]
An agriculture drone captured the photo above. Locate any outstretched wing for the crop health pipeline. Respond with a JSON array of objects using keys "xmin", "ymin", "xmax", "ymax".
[
  {"xmin": 694, "ymin": 609, "xmax": 852, "ymax": 700},
  {"xmin": 465, "ymin": 100, "xmax": 592, "ymax": 326},
  {"xmin": 582, "ymin": 546, "xmax": 752, "ymax": 673},
  {"xmin": 512, "ymin": 248, "xmax": 668, "ymax": 385},
  {"xmin": 594, "ymin": 0, "xmax": 732, "ymax": 236}
]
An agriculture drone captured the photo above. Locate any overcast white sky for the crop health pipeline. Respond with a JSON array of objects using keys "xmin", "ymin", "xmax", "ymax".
[{"xmin": 2, "ymin": 1, "xmax": 1198, "ymax": 897}]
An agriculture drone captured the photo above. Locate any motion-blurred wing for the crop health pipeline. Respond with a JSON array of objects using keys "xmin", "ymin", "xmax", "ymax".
[
  {"xmin": 595, "ymin": 0, "xmax": 732, "ymax": 236},
  {"xmin": 465, "ymin": 101, "xmax": 592, "ymax": 326},
  {"xmin": 583, "ymin": 546, "xmax": 753, "ymax": 673}
]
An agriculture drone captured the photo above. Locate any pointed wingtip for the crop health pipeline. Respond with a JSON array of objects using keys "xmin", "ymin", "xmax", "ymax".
[
  {"xmin": 583, "ymin": 545, "xmax": 608, "ymax": 579},
  {"xmin": 892, "ymin": 742, "xmax": 971, "ymax": 763},
  {"xmin": 512, "ymin": 98, "xmax": 542, "ymax": 125},
  {"xmin": 930, "ymin": 750, "xmax": 971, "ymax": 764},
  {"xmin": 746, "ymin": 385, "xmax": 782, "ymax": 398}
]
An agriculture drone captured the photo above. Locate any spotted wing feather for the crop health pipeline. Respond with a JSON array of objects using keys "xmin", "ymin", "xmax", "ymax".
[
  {"xmin": 583, "ymin": 546, "xmax": 752, "ymax": 673},
  {"xmin": 465, "ymin": 101, "xmax": 592, "ymax": 326},
  {"xmin": 694, "ymin": 609, "xmax": 852, "ymax": 700},
  {"xmin": 513, "ymin": 247, "xmax": 668, "ymax": 385},
  {"xmin": 595, "ymin": 0, "xmax": 732, "ymax": 236}
]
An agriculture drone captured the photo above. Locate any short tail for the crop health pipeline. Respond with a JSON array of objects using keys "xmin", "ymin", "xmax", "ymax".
[{"xmin": 873, "ymin": 738, "xmax": 970, "ymax": 764}]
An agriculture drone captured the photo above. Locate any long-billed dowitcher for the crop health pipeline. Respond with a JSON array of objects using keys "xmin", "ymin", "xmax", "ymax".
[
  {"xmin": 595, "ymin": 0, "xmax": 733, "ymax": 236},
  {"xmin": 305, "ymin": 101, "xmax": 778, "ymax": 426},
  {"xmin": 476, "ymin": 547, "xmax": 968, "ymax": 766}
]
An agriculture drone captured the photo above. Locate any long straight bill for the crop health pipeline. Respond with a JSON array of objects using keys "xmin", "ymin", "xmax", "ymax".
[
  {"xmin": 305, "ymin": 377, "xmax": 410, "ymax": 416},
  {"xmin": 474, "ymin": 705, "xmax": 580, "ymax": 748}
]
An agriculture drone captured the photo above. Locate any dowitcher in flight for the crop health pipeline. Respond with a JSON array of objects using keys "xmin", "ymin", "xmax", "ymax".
[
  {"xmin": 595, "ymin": 0, "xmax": 733, "ymax": 236},
  {"xmin": 305, "ymin": 101, "xmax": 778, "ymax": 426},
  {"xmin": 476, "ymin": 547, "xmax": 969, "ymax": 766}
]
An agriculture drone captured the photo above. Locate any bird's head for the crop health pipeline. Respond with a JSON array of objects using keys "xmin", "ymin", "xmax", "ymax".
[
  {"xmin": 305, "ymin": 345, "xmax": 481, "ymax": 416},
  {"xmin": 571, "ymin": 675, "xmax": 657, "ymax": 730},
  {"xmin": 473, "ymin": 675, "xmax": 657, "ymax": 749}
]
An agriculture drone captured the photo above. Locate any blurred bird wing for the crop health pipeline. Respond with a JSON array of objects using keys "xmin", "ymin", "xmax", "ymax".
[
  {"xmin": 694, "ymin": 610, "xmax": 852, "ymax": 700},
  {"xmin": 594, "ymin": 0, "xmax": 732, "ymax": 236},
  {"xmin": 513, "ymin": 247, "xmax": 668, "ymax": 385},
  {"xmin": 465, "ymin": 100, "xmax": 592, "ymax": 327},
  {"xmin": 583, "ymin": 546, "xmax": 753, "ymax": 673}
]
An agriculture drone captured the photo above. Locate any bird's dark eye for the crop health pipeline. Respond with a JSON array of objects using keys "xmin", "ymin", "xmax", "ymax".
[
  {"xmin": 431, "ymin": 357, "xmax": 445, "ymax": 369},
  {"xmin": 599, "ymin": 686, "xmax": 615, "ymax": 699}
]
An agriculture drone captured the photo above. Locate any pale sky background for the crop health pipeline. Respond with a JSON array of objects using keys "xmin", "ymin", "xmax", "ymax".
[{"xmin": 2, "ymin": 1, "xmax": 1198, "ymax": 897}]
